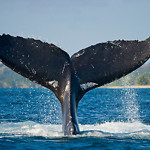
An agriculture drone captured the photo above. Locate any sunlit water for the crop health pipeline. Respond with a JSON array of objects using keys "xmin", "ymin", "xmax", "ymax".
[{"xmin": 0, "ymin": 88, "xmax": 149, "ymax": 149}]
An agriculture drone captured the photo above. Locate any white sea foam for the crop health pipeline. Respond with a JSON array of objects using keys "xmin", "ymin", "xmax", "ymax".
[
  {"xmin": 0, "ymin": 121, "xmax": 63, "ymax": 138},
  {"xmin": 0, "ymin": 121, "xmax": 149, "ymax": 139},
  {"xmin": 79, "ymin": 121, "xmax": 150, "ymax": 139}
]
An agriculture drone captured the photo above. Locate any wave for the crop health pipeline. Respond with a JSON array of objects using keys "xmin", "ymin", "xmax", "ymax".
[
  {"xmin": 79, "ymin": 122, "xmax": 150, "ymax": 140},
  {"xmin": 0, "ymin": 121, "xmax": 149, "ymax": 140}
]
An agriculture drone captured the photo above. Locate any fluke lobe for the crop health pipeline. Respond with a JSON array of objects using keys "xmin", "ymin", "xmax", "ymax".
[{"xmin": 0, "ymin": 34, "xmax": 150, "ymax": 135}]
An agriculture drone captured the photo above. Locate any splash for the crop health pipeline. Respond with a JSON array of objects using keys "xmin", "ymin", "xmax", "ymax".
[
  {"xmin": 80, "ymin": 122, "xmax": 150, "ymax": 140},
  {"xmin": 120, "ymin": 88, "xmax": 140, "ymax": 122},
  {"xmin": 120, "ymin": 76, "xmax": 140, "ymax": 122},
  {"xmin": 0, "ymin": 121, "xmax": 63, "ymax": 138},
  {"xmin": 0, "ymin": 121, "xmax": 149, "ymax": 140}
]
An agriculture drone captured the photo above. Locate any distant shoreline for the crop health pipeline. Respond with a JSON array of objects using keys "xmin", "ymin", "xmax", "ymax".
[
  {"xmin": 101, "ymin": 85, "xmax": 150, "ymax": 89},
  {"xmin": 1, "ymin": 85, "xmax": 150, "ymax": 89}
]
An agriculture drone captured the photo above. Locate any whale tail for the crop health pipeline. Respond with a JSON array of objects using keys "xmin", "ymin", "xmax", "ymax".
[{"xmin": 0, "ymin": 34, "xmax": 150, "ymax": 135}]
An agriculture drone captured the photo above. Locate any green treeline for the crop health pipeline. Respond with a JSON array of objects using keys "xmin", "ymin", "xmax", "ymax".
[
  {"xmin": 135, "ymin": 73, "xmax": 150, "ymax": 85},
  {"xmin": 0, "ymin": 64, "xmax": 40, "ymax": 88},
  {"xmin": 0, "ymin": 63, "xmax": 150, "ymax": 88},
  {"xmin": 107, "ymin": 63, "xmax": 150, "ymax": 86}
]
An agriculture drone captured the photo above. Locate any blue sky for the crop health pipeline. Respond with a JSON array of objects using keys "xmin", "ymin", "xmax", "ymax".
[{"xmin": 0, "ymin": 0, "xmax": 150, "ymax": 55}]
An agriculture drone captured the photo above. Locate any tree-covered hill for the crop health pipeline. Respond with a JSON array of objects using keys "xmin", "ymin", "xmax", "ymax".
[
  {"xmin": 0, "ymin": 62, "xmax": 150, "ymax": 88},
  {"xmin": 106, "ymin": 63, "xmax": 150, "ymax": 86},
  {"xmin": 0, "ymin": 63, "xmax": 41, "ymax": 88}
]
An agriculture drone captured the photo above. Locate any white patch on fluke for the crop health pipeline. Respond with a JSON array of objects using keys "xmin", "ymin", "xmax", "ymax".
[
  {"xmin": 110, "ymin": 41, "xmax": 122, "ymax": 48},
  {"xmin": 32, "ymin": 69, "xmax": 36, "ymax": 75},
  {"xmin": 80, "ymin": 82, "xmax": 98, "ymax": 90},
  {"xmin": 65, "ymin": 80, "xmax": 70, "ymax": 91},
  {"xmin": 91, "ymin": 64, "xmax": 94, "ymax": 69},
  {"xmin": 74, "ymin": 50, "xmax": 85, "ymax": 57},
  {"xmin": 48, "ymin": 80, "xmax": 59, "ymax": 88},
  {"xmin": 62, "ymin": 61, "xmax": 69, "ymax": 74}
]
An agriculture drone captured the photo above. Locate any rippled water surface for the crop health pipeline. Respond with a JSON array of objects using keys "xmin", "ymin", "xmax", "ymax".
[{"xmin": 0, "ymin": 88, "xmax": 149, "ymax": 149}]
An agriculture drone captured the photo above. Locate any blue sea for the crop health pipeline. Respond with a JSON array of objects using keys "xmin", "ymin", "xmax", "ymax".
[{"xmin": 0, "ymin": 88, "xmax": 149, "ymax": 150}]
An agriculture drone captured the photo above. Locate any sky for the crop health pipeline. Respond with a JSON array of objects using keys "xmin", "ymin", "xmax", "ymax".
[{"xmin": 0, "ymin": 0, "xmax": 150, "ymax": 56}]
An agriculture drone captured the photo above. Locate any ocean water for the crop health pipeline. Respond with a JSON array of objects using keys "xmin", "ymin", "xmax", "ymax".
[{"xmin": 0, "ymin": 88, "xmax": 149, "ymax": 150}]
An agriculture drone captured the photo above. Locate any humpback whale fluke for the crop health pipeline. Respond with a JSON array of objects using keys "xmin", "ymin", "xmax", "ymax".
[{"xmin": 0, "ymin": 34, "xmax": 150, "ymax": 135}]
